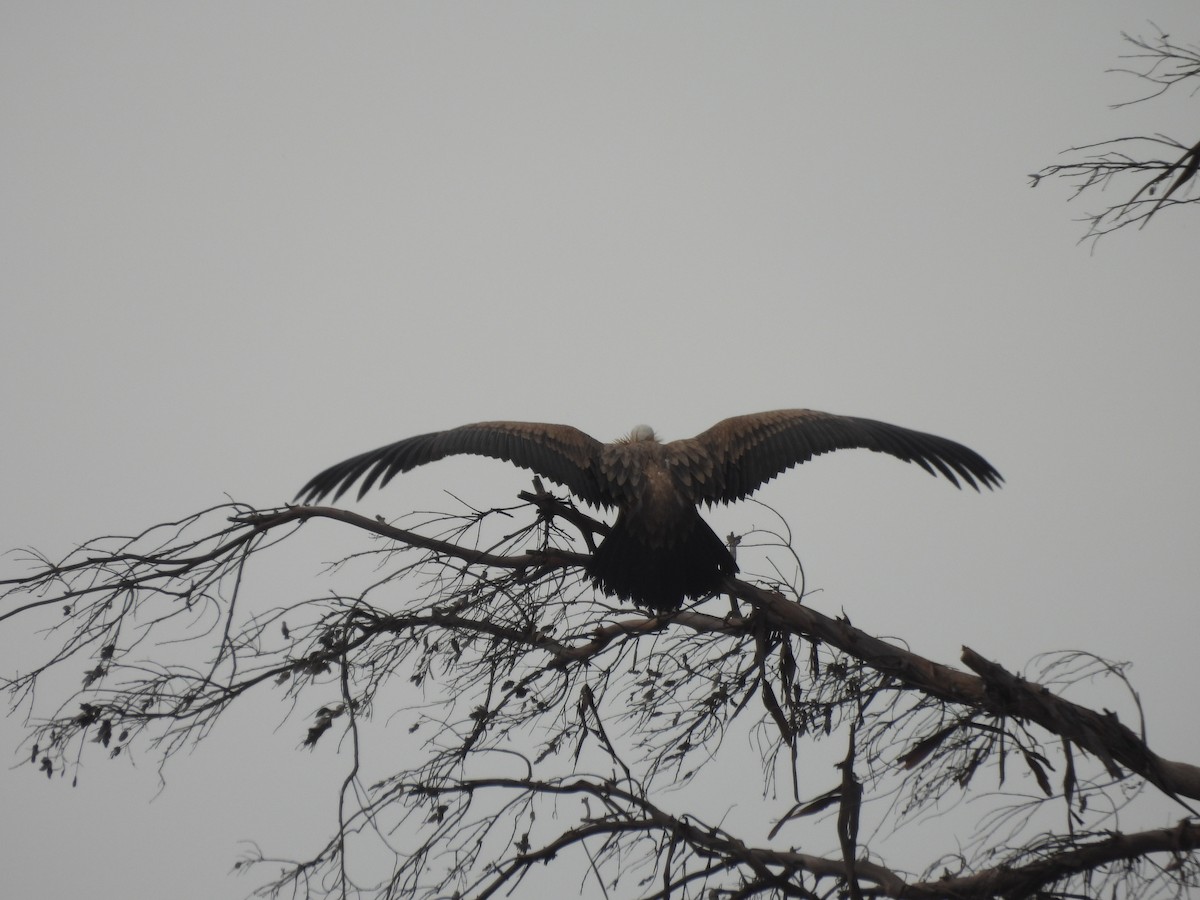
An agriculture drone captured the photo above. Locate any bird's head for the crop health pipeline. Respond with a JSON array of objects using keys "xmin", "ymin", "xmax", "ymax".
[{"xmin": 624, "ymin": 424, "xmax": 658, "ymax": 443}]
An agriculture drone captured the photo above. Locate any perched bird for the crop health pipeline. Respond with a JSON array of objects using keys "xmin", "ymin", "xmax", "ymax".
[{"xmin": 297, "ymin": 410, "xmax": 1001, "ymax": 611}]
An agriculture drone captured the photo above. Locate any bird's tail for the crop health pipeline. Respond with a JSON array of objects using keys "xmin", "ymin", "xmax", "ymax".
[{"xmin": 588, "ymin": 513, "xmax": 738, "ymax": 612}]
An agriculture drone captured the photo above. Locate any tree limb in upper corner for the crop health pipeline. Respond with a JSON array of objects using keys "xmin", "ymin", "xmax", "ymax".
[{"xmin": 1031, "ymin": 27, "xmax": 1200, "ymax": 243}]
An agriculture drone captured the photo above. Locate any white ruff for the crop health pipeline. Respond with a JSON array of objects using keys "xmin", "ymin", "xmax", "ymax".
[{"xmin": 627, "ymin": 424, "xmax": 657, "ymax": 442}]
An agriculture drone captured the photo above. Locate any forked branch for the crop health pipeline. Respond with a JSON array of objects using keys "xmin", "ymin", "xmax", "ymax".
[{"xmin": 1032, "ymin": 27, "xmax": 1200, "ymax": 242}]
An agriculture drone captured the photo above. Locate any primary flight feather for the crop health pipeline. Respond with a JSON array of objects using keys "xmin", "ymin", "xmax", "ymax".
[{"xmin": 297, "ymin": 409, "xmax": 1001, "ymax": 611}]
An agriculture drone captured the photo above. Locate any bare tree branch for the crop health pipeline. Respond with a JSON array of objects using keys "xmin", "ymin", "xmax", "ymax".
[
  {"xmin": 1032, "ymin": 27, "xmax": 1200, "ymax": 243},
  {"xmin": 3, "ymin": 493, "xmax": 1197, "ymax": 899}
]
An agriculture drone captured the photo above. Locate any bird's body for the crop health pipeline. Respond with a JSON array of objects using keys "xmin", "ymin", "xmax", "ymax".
[
  {"xmin": 587, "ymin": 428, "xmax": 739, "ymax": 607},
  {"xmin": 297, "ymin": 410, "xmax": 1001, "ymax": 611}
]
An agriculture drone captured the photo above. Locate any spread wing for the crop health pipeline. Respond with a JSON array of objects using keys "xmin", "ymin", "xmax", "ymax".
[
  {"xmin": 296, "ymin": 421, "xmax": 609, "ymax": 506},
  {"xmin": 679, "ymin": 409, "xmax": 1002, "ymax": 504}
]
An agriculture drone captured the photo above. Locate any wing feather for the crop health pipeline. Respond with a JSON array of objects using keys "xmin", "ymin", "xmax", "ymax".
[
  {"xmin": 296, "ymin": 421, "xmax": 609, "ymax": 505},
  {"xmin": 681, "ymin": 409, "xmax": 1002, "ymax": 504}
]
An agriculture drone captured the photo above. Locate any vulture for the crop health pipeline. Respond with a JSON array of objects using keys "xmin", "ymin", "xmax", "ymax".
[{"xmin": 297, "ymin": 410, "xmax": 1001, "ymax": 612}]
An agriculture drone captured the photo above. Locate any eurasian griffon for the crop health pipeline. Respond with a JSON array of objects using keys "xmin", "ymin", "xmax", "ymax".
[{"xmin": 297, "ymin": 410, "xmax": 1000, "ymax": 611}]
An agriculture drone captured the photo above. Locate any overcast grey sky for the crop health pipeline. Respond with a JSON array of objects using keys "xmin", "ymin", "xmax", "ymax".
[{"xmin": 3, "ymin": 4, "xmax": 1198, "ymax": 898}]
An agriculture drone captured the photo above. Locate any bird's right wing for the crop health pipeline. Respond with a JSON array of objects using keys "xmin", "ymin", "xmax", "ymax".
[
  {"xmin": 296, "ymin": 421, "xmax": 609, "ymax": 506},
  {"xmin": 681, "ymin": 409, "xmax": 1002, "ymax": 504}
]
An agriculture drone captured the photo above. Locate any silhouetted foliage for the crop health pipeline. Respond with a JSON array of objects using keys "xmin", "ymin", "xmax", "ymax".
[
  {"xmin": 3, "ymin": 489, "xmax": 1198, "ymax": 898},
  {"xmin": 1032, "ymin": 26, "xmax": 1200, "ymax": 243}
]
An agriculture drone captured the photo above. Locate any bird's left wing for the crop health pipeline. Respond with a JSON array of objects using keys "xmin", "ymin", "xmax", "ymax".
[
  {"xmin": 679, "ymin": 409, "xmax": 1002, "ymax": 504},
  {"xmin": 296, "ymin": 421, "xmax": 609, "ymax": 505}
]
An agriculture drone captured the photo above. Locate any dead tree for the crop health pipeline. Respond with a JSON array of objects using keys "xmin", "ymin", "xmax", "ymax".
[
  {"xmin": 2, "ymin": 488, "xmax": 1198, "ymax": 899},
  {"xmin": 1032, "ymin": 27, "xmax": 1200, "ymax": 243}
]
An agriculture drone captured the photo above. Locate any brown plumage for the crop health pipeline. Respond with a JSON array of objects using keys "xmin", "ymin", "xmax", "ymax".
[{"xmin": 296, "ymin": 410, "xmax": 1001, "ymax": 611}]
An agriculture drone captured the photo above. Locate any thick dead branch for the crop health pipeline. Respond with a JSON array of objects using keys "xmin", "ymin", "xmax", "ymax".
[
  {"xmin": 732, "ymin": 579, "xmax": 1200, "ymax": 804},
  {"xmin": 962, "ymin": 647, "xmax": 1200, "ymax": 802},
  {"xmin": 904, "ymin": 820, "xmax": 1200, "ymax": 900},
  {"xmin": 359, "ymin": 777, "xmax": 1200, "ymax": 900}
]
